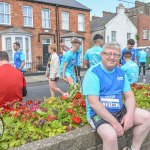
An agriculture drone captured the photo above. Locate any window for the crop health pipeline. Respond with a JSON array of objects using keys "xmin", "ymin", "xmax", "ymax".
[
  {"xmin": 143, "ymin": 29, "xmax": 148, "ymax": 39},
  {"xmin": 23, "ymin": 6, "xmax": 33, "ymax": 27},
  {"xmin": 42, "ymin": 9, "xmax": 50, "ymax": 28},
  {"xmin": 5, "ymin": 38, "xmax": 12, "ymax": 61},
  {"xmin": 78, "ymin": 14, "xmax": 85, "ymax": 31},
  {"xmin": 111, "ymin": 31, "xmax": 116, "ymax": 42},
  {"xmin": 25, "ymin": 38, "xmax": 29, "ymax": 61},
  {"xmin": 61, "ymin": 12, "xmax": 69, "ymax": 30},
  {"xmin": 0, "ymin": 3, "xmax": 10, "ymax": 25},
  {"xmin": 149, "ymin": 30, "xmax": 150, "ymax": 41},
  {"xmin": 107, "ymin": 36, "xmax": 109, "ymax": 42},
  {"xmin": 127, "ymin": 33, "xmax": 131, "ymax": 40}
]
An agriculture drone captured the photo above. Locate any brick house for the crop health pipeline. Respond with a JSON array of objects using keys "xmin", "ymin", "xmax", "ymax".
[
  {"xmin": 0, "ymin": 0, "xmax": 91, "ymax": 70},
  {"xmin": 126, "ymin": 1, "xmax": 150, "ymax": 48}
]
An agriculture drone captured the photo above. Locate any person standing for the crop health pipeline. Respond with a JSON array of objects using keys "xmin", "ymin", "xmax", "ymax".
[
  {"xmin": 121, "ymin": 51, "xmax": 139, "ymax": 84},
  {"xmin": 45, "ymin": 43, "xmax": 67, "ymax": 97},
  {"xmin": 83, "ymin": 42, "xmax": 150, "ymax": 150},
  {"xmin": 0, "ymin": 51, "xmax": 27, "ymax": 107},
  {"xmin": 13, "ymin": 42, "xmax": 25, "ymax": 73},
  {"xmin": 84, "ymin": 34, "xmax": 103, "ymax": 68},
  {"xmin": 121, "ymin": 39, "xmax": 137, "ymax": 65},
  {"xmin": 60, "ymin": 38, "xmax": 81, "ymax": 85},
  {"xmin": 74, "ymin": 46, "xmax": 82, "ymax": 84},
  {"xmin": 138, "ymin": 48, "xmax": 147, "ymax": 77}
]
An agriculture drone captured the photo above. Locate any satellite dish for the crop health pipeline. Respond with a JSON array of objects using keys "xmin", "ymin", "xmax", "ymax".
[{"xmin": 0, "ymin": 118, "xmax": 4, "ymax": 139}]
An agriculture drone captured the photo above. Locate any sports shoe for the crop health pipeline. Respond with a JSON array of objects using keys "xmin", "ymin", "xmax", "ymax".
[{"xmin": 63, "ymin": 93, "xmax": 68, "ymax": 97}]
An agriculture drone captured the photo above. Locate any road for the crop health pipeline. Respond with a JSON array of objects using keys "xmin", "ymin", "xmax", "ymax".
[
  {"xmin": 24, "ymin": 71, "xmax": 150, "ymax": 102},
  {"xmin": 25, "ymin": 80, "xmax": 69, "ymax": 101}
]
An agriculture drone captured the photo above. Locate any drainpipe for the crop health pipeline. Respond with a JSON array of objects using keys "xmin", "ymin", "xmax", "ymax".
[{"xmin": 55, "ymin": 4, "xmax": 60, "ymax": 52}]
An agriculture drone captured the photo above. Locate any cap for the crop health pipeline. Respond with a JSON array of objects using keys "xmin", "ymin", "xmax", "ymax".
[{"xmin": 71, "ymin": 38, "xmax": 81, "ymax": 44}]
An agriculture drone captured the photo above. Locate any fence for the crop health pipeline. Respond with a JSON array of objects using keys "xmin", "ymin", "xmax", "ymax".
[{"xmin": 11, "ymin": 61, "xmax": 46, "ymax": 75}]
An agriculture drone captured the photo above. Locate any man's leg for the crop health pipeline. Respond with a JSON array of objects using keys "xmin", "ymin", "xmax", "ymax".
[
  {"xmin": 132, "ymin": 108, "xmax": 150, "ymax": 150},
  {"xmin": 143, "ymin": 63, "xmax": 146, "ymax": 76},
  {"xmin": 139, "ymin": 64, "xmax": 141, "ymax": 76},
  {"xmin": 97, "ymin": 124, "xmax": 118, "ymax": 150}
]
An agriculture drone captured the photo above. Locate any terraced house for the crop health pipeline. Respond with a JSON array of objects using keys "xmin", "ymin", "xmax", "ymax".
[{"xmin": 0, "ymin": 0, "xmax": 90, "ymax": 71}]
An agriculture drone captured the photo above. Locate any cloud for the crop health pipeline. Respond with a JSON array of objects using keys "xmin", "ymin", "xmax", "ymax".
[{"xmin": 144, "ymin": 0, "xmax": 150, "ymax": 2}]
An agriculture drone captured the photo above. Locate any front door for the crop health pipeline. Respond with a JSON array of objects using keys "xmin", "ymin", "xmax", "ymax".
[{"xmin": 42, "ymin": 38, "xmax": 51, "ymax": 66}]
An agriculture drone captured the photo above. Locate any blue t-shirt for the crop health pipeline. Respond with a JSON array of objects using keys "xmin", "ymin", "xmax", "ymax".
[
  {"xmin": 121, "ymin": 60, "xmax": 139, "ymax": 84},
  {"xmin": 59, "ymin": 55, "xmax": 63, "ymax": 65},
  {"xmin": 121, "ymin": 48, "xmax": 136, "ymax": 65},
  {"xmin": 84, "ymin": 46, "xmax": 103, "ymax": 67},
  {"xmin": 60, "ymin": 50, "xmax": 76, "ymax": 74},
  {"xmin": 75, "ymin": 47, "xmax": 82, "ymax": 66},
  {"xmin": 83, "ymin": 63, "xmax": 131, "ymax": 119},
  {"xmin": 138, "ymin": 50, "xmax": 147, "ymax": 63},
  {"xmin": 14, "ymin": 50, "xmax": 25, "ymax": 72}
]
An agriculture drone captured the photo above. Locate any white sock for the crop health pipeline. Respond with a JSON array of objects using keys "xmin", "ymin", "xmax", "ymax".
[{"xmin": 131, "ymin": 146, "xmax": 134, "ymax": 150}]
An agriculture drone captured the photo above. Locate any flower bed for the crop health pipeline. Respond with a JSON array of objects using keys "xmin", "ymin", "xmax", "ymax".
[{"xmin": 0, "ymin": 83, "xmax": 150, "ymax": 150}]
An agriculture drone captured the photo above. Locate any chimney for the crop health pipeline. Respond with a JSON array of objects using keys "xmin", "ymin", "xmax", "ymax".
[
  {"xmin": 102, "ymin": 11, "xmax": 114, "ymax": 17},
  {"xmin": 135, "ymin": 0, "xmax": 145, "ymax": 7},
  {"xmin": 116, "ymin": 3, "xmax": 125, "ymax": 14},
  {"xmin": 92, "ymin": 15, "xmax": 100, "ymax": 20}
]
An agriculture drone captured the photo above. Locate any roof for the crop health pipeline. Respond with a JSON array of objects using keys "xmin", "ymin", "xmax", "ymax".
[
  {"xmin": 0, "ymin": 27, "xmax": 32, "ymax": 35},
  {"xmin": 29, "ymin": 0, "xmax": 91, "ymax": 11},
  {"xmin": 90, "ymin": 14, "xmax": 116, "ymax": 32},
  {"xmin": 61, "ymin": 32, "xmax": 84, "ymax": 38}
]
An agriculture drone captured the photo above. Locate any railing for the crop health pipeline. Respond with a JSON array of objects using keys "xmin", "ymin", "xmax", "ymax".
[{"xmin": 11, "ymin": 61, "xmax": 46, "ymax": 75}]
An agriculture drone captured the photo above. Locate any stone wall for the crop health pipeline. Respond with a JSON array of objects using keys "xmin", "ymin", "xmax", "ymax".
[{"xmin": 13, "ymin": 125, "xmax": 150, "ymax": 150}]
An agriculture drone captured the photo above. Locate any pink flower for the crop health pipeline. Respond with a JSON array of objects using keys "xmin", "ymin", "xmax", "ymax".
[{"xmin": 30, "ymin": 105, "xmax": 37, "ymax": 112}]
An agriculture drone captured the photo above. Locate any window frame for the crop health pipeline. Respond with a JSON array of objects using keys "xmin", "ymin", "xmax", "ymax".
[
  {"xmin": 41, "ymin": 9, "xmax": 51, "ymax": 29},
  {"xmin": 61, "ymin": 11, "xmax": 69, "ymax": 30},
  {"xmin": 111, "ymin": 31, "xmax": 116, "ymax": 42},
  {"xmin": 0, "ymin": 2, "xmax": 11, "ymax": 25},
  {"xmin": 143, "ymin": 29, "xmax": 148, "ymax": 40},
  {"xmin": 23, "ymin": 6, "xmax": 33, "ymax": 27},
  {"xmin": 78, "ymin": 14, "xmax": 85, "ymax": 32}
]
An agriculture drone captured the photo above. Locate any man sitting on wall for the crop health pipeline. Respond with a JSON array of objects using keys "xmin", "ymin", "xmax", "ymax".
[{"xmin": 0, "ymin": 51, "xmax": 27, "ymax": 107}]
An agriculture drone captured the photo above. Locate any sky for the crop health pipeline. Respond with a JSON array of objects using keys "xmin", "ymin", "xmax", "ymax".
[{"xmin": 76, "ymin": 0, "xmax": 150, "ymax": 17}]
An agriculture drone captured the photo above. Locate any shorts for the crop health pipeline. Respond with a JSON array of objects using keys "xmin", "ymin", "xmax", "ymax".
[
  {"xmin": 60, "ymin": 71, "xmax": 76, "ymax": 83},
  {"xmin": 88, "ymin": 105, "xmax": 127, "ymax": 130},
  {"xmin": 49, "ymin": 77, "xmax": 59, "ymax": 82}
]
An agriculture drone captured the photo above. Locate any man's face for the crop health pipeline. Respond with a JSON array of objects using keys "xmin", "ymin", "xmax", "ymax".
[
  {"xmin": 13, "ymin": 44, "xmax": 18, "ymax": 51},
  {"xmin": 101, "ymin": 48, "xmax": 121, "ymax": 70},
  {"xmin": 127, "ymin": 44, "xmax": 134, "ymax": 50},
  {"xmin": 72, "ymin": 42, "xmax": 81, "ymax": 50}
]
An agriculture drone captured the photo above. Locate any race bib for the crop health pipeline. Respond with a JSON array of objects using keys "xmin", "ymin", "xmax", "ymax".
[{"xmin": 100, "ymin": 95, "xmax": 122, "ymax": 109}]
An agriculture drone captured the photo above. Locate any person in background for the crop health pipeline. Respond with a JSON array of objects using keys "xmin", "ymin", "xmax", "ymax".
[
  {"xmin": 0, "ymin": 51, "xmax": 27, "ymax": 107},
  {"xmin": 138, "ymin": 48, "xmax": 147, "ymax": 77},
  {"xmin": 121, "ymin": 51, "xmax": 139, "ymax": 84},
  {"xmin": 74, "ymin": 46, "xmax": 82, "ymax": 84},
  {"xmin": 84, "ymin": 34, "xmax": 103, "ymax": 68},
  {"xmin": 13, "ymin": 42, "xmax": 25, "ymax": 73},
  {"xmin": 121, "ymin": 39, "xmax": 137, "ymax": 65},
  {"xmin": 45, "ymin": 43, "xmax": 67, "ymax": 97},
  {"xmin": 60, "ymin": 38, "xmax": 81, "ymax": 85},
  {"xmin": 83, "ymin": 42, "xmax": 150, "ymax": 150}
]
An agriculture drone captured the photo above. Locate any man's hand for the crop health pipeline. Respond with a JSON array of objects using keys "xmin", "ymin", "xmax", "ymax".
[
  {"xmin": 121, "ymin": 112, "xmax": 134, "ymax": 131},
  {"xmin": 62, "ymin": 76, "xmax": 68, "ymax": 83},
  {"xmin": 112, "ymin": 122, "xmax": 124, "ymax": 137}
]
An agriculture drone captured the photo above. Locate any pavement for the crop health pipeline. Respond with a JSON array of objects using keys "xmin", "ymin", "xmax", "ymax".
[
  {"xmin": 25, "ymin": 69, "xmax": 150, "ymax": 84},
  {"xmin": 25, "ymin": 70, "xmax": 87, "ymax": 83}
]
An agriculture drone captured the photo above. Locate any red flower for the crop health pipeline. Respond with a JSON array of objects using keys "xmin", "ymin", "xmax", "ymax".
[{"xmin": 72, "ymin": 115, "xmax": 81, "ymax": 124}]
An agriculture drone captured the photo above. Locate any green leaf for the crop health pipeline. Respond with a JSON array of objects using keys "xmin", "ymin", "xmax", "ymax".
[{"xmin": 9, "ymin": 140, "xmax": 17, "ymax": 148}]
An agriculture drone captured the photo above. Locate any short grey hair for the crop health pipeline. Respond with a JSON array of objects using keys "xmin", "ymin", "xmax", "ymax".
[{"xmin": 103, "ymin": 42, "xmax": 121, "ymax": 53}]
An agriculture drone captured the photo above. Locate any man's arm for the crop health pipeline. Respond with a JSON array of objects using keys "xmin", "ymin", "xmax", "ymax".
[
  {"xmin": 19, "ymin": 53, "xmax": 25, "ymax": 70},
  {"xmin": 62, "ymin": 62, "xmax": 68, "ymax": 82},
  {"xmin": 19, "ymin": 60, "xmax": 25, "ymax": 70},
  {"xmin": 88, "ymin": 95, "xmax": 124, "ymax": 136}
]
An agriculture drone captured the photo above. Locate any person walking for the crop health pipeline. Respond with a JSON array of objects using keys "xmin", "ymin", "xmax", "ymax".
[
  {"xmin": 60, "ymin": 38, "xmax": 81, "ymax": 85},
  {"xmin": 13, "ymin": 42, "xmax": 25, "ymax": 73},
  {"xmin": 121, "ymin": 39, "xmax": 137, "ymax": 65},
  {"xmin": 45, "ymin": 43, "xmax": 67, "ymax": 97},
  {"xmin": 138, "ymin": 48, "xmax": 147, "ymax": 77},
  {"xmin": 83, "ymin": 42, "xmax": 150, "ymax": 150},
  {"xmin": 121, "ymin": 51, "xmax": 139, "ymax": 84},
  {"xmin": 0, "ymin": 51, "xmax": 27, "ymax": 107},
  {"xmin": 84, "ymin": 34, "xmax": 103, "ymax": 68}
]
